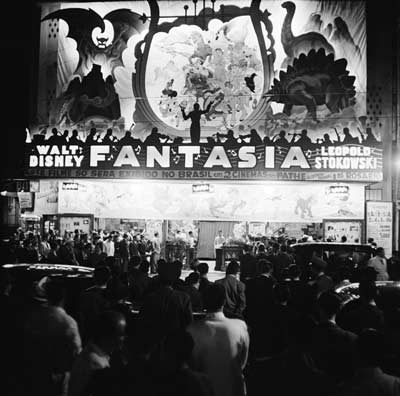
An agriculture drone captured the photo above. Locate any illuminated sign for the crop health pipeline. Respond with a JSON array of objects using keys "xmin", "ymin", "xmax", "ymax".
[
  {"xmin": 192, "ymin": 183, "xmax": 214, "ymax": 193},
  {"xmin": 25, "ymin": 142, "xmax": 382, "ymax": 181},
  {"xmin": 28, "ymin": 0, "xmax": 375, "ymax": 182},
  {"xmin": 62, "ymin": 182, "xmax": 79, "ymax": 190}
]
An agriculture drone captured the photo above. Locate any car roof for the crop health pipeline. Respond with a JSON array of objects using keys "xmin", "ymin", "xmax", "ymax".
[
  {"xmin": 2, "ymin": 263, "xmax": 94, "ymax": 276},
  {"xmin": 291, "ymin": 242, "xmax": 373, "ymax": 252}
]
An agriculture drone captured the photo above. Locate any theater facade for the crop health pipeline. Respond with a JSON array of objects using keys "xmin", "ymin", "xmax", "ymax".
[{"xmin": 18, "ymin": 0, "xmax": 395, "ymax": 257}]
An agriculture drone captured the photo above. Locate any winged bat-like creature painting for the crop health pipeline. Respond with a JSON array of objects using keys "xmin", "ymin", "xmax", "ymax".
[{"xmin": 42, "ymin": 8, "xmax": 149, "ymax": 124}]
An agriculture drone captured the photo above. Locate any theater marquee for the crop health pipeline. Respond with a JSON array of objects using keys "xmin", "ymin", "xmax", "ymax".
[{"xmin": 27, "ymin": 0, "xmax": 377, "ymax": 182}]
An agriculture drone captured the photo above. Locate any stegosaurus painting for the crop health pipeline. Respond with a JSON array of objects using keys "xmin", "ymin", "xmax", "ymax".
[{"xmin": 266, "ymin": 48, "xmax": 356, "ymax": 122}]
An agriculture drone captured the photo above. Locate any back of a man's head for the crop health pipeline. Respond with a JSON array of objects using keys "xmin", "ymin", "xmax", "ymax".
[
  {"xmin": 258, "ymin": 259, "xmax": 272, "ymax": 274},
  {"xmin": 226, "ymin": 260, "xmax": 240, "ymax": 276},
  {"xmin": 357, "ymin": 328, "xmax": 384, "ymax": 367},
  {"xmin": 198, "ymin": 262, "xmax": 209, "ymax": 275},
  {"xmin": 288, "ymin": 264, "xmax": 301, "ymax": 280},
  {"xmin": 258, "ymin": 244, "xmax": 265, "ymax": 253},
  {"xmin": 317, "ymin": 291, "xmax": 342, "ymax": 319},
  {"xmin": 90, "ymin": 310, "xmax": 126, "ymax": 347},
  {"xmin": 45, "ymin": 278, "xmax": 66, "ymax": 306},
  {"xmin": 94, "ymin": 265, "xmax": 111, "ymax": 286},
  {"xmin": 204, "ymin": 283, "xmax": 226, "ymax": 312},
  {"xmin": 159, "ymin": 261, "xmax": 179, "ymax": 286},
  {"xmin": 186, "ymin": 271, "xmax": 200, "ymax": 286}
]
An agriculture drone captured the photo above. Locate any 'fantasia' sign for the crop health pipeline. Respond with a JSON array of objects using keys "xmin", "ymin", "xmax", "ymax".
[{"xmin": 25, "ymin": 143, "xmax": 383, "ymax": 181}]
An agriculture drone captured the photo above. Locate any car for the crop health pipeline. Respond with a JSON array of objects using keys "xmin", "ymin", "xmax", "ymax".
[
  {"xmin": 335, "ymin": 280, "xmax": 400, "ymax": 307},
  {"xmin": 291, "ymin": 242, "xmax": 374, "ymax": 272},
  {"xmin": 1, "ymin": 263, "xmax": 95, "ymax": 318}
]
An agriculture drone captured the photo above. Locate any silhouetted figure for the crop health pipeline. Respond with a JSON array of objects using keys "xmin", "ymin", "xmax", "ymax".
[
  {"xmin": 85, "ymin": 128, "xmax": 99, "ymax": 145},
  {"xmin": 68, "ymin": 129, "xmax": 82, "ymax": 146},
  {"xmin": 239, "ymin": 128, "xmax": 263, "ymax": 145},
  {"xmin": 273, "ymin": 130, "xmax": 290, "ymax": 147},
  {"xmin": 360, "ymin": 127, "xmax": 379, "ymax": 146},
  {"xmin": 263, "ymin": 134, "xmax": 273, "ymax": 146},
  {"xmin": 61, "ymin": 130, "xmax": 69, "ymax": 144},
  {"xmin": 144, "ymin": 127, "xmax": 170, "ymax": 146},
  {"xmin": 118, "ymin": 131, "xmax": 142, "ymax": 148},
  {"xmin": 320, "ymin": 133, "xmax": 335, "ymax": 147},
  {"xmin": 46, "ymin": 128, "xmax": 64, "ymax": 145},
  {"xmin": 292, "ymin": 129, "xmax": 314, "ymax": 150},
  {"xmin": 217, "ymin": 129, "xmax": 238, "ymax": 149},
  {"xmin": 339, "ymin": 127, "xmax": 360, "ymax": 145},
  {"xmin": 181, "ymin": 102, "xmax": 213, "ymax": 144},
  {"xmin": 101, "ymin": 128, "xmax": 118, "ymax": 145}
]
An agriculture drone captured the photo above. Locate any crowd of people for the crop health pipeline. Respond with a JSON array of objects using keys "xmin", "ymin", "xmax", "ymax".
[{"xmin": 1, "ymin": 228, "xmax": 400, "ymax": 396}]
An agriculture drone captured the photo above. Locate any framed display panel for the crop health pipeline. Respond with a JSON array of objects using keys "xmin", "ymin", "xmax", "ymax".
[
  {"xmin": 323, "ymin": 219, "xmax": 364, "ymax": 243},
  {"xmin": 366, "ymin": 201, "xmax": 393, "ymax": 257}
]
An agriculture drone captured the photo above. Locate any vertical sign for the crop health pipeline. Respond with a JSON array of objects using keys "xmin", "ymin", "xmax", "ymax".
[{"xmin": 366, "ymin": 201, "xmax": 393, "ymax": 257}]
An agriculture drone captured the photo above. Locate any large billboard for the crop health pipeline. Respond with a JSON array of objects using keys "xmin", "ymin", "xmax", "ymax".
[
  {"xmin": 58, "ymin": 180, "xmax": 365, "ymax": 222},
  {"xmin": 26, "ymin": 0, "xmax": 378, "ymax": 181}
]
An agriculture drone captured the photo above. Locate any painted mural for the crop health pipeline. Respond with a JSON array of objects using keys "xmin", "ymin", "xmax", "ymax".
[
  {"xmin": 58, "ymin": 180, "xmax": 365, "ymax": 222},
  {"xmin": 26, "ymin": 0, "xmax": 377, "ymax": 181}
]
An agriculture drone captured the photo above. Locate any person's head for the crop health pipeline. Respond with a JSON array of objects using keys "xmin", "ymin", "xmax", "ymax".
[
  {"xmin": 204, "ymin": 283, "xmax": 226, "ymax": 312},
  {"xmin": 343, "ymin": 127, "xmax": 350, "ymax": 135},
  {"xmin": 90, "ymin": 311, "xmax": 126, "ymax": 353},
  {"xmin": 159, "ymin": 261, "xmax": 179, "ymax": 286},
  {"xmin": 323, "ymin": 133, "xmax": 330, "ymax": 140},
  {"xmin": 186, "ymin": 271, "xmax": 200, "ymax": 288},
  {"xmin": 288, "ymin": 264, "xmax": 301, "ymax": 280},
  {"xmin": 154, "ymin": 232, "xmax": 159, "ymax": 238},
  {"xmin": 368, "ymin": 237, "xmax": 374, "ymax": 244},
  {"xmin": 90, "ymin": 127, "xmax": 96, "ymax": 135},
  {"xmin": 227, "ymin": 129, "xmax": 234, "ymax": 137},
  {"xmin": 279, "ymin": 130, "xmax": 286, "ymax": 137},
  {"xmin": 45, "ymin": 278, "xmax": 66, "ymax": 306},
  {"xmin": 376, "ymin": 247, "xmax": 385, "ymax": 258},
  {"xmin": 198, "ymin": 262, "xmax": 209, "ymax": 276},
  {"xmin": 151, "ymin": 127, "xmax": 158, "ymax": 134},
  {"xmin": 357, "ymin": 328, "xmax": 385, "ymax": 368},
  {"xmin": 194, "ymin": 103, "xmax": 200, "ymax": 111},
  {"xmin": 218, "ymin": 230, "xmax": 223, "ymax": 236},
  {"xmin": 359, "ymin": 280, "xmax": 378, "ymax": 302},
  {"xmin": 226, "ymin": 260, "xmax": 240, "ymax": 276},
  {"xmin": 312, "ymin": 258, "xmax": 327, "ymax": 275},
  {"xmin": 341, "ymin": 235, "xmax": 347, "ymax": 243},
  {"xmin": 188, "ymin": 231, "xmax": 193, "ymax": 236},
  {"xmin": 94, "ymin": 265, "xmax": 111, "ymax": 287},
  {"xmin": 280, "ymin": 244, "xmax": 287, "ymax": 253},
  {"xmin": 301, "ymin": 129, "xmax": 307, "ymax": 136},
  {"xmin": 106, "ymin": 128, "xmax": 112, "ymax": 135},
  {"xmin": 317, "ymin": 291, "xmax": 343, "ymax": 320},
  {"xmin": 258, "ymin": 243, "xmax": 265, "ymax": 253},
  {"xmin": 258, "ymin": 259, "xmax": 273, "ymax": 275},
  {"xmin": 51, "ymin": 128, "xmax": 58, "ymax": 136}
]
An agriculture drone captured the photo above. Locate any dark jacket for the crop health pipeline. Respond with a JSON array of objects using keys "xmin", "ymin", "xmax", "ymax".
[
  {"xmin": 128, "ymin": 267, "xmax": 150, "ymax": 302},
  {"xmin": 215, "ymin": 275, "xmax": 246, "ymax": 319},
  {"xmin": 139, "ymin": 286, "xmax": 193, "ymax": 346},
  {"xmin": 311, "ymin": 321, "xmax": 357, "ymax": 382},
  {"xmin": 239, "ymin": 253, "xmax": 258, "ymax": 281},
  {"xmin": 183, "ymin": 285, "xmax": 203, "ymax": 312}
]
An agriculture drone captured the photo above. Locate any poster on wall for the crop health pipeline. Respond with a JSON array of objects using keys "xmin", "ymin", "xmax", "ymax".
[
  {"xmin": 366, "ymin": 201, "xmax": 393, "ymax": 257},
  {"xmin": 24, "ymin": 0, "xmax": 382, "ymax": 182},
  {"xmin": 58, "ymin": 180, "xmax": 365, "ymax": 222},
  {"xmin": 323, "ymin": 219, "xmax": 363, "ymax": 243}
]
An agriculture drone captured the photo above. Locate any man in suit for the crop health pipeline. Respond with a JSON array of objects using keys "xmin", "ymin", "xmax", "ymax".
[
  {"xmin": 239, "ymin": 244, "xmax": 258, "ymax": 282},
  {"xmin": 311, "ymin": 291, "xmax": 357, "ymax": 384},
  {"xmin": 198, "ymin": 262, "xmax": 213, "ymax": 302},
  {"xmin": 139, "ymin": 260, "xmax": 193, "ymax": 350},
  {"xmin": 187, "ymin": 283, "xmax": 249, "ymax": 396},
  {"xmin": 332, "ymin": 329, "xmax": 400, "ymax": 396},
  {"xmin": 216, "ymin": 260, "xmax": 246, "ymax": 319}
]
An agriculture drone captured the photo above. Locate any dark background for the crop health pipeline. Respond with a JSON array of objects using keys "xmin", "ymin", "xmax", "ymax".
[{"xmin": 0, "ymin": 0, "xmax": 398, "ymax": 181}]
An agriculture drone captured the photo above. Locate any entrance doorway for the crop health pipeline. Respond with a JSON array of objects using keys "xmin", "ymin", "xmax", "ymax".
[{"xmin": 197, "ymin": 221, "xmax": 238, "ymax": 259}]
